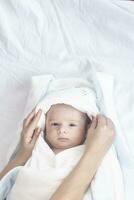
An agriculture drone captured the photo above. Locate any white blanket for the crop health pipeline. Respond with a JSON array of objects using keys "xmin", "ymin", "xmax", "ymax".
[
  {"xmin": 8, "ymin": 73, "xmax": 125, "ymax": 200},
  {"xmin": 0, "ymin": 0, "xmax": 134, "ymax": 198},
  {"xmin": 8, "ymin": 134, "xmax": 124, "ymax": 200}
]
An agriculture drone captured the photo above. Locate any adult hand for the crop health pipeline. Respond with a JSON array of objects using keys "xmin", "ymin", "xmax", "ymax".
[
  {"xmin": 85, "ymin": 114, "xmax": 116, "ymax": 156},
  {"xmin": 18, "ymin": 108, "xmax": 42, "ymax": 161},
  {"xmin": 0, "ymin": 108, "xmax": 43, "ymax": 180}
]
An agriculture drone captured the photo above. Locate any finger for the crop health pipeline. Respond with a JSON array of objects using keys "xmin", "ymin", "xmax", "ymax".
[
  {"xmin": 23, "ymin": 110, "xmax": 42, "ymax": 140},
  {"xmin": 23, "ymin": 107, "xmax": 36, "ymax": 127},
  {"xmin": 29, "ymin": 109, "xmax": 42, "ymax": 130},
  {"xmin": 107, "ymin": 118, "xmax": 115, "ymax": 129},
  {"xmin": 97, "ymin": 114, "xmax": 107, "ymax": 126},
  {"xmin": 30, "ymin": 127, "xmax": 41, "ymax": 146}
]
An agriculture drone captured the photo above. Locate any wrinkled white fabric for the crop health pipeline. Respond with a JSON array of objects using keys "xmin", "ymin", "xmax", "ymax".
[
  {"xmin": 8, "ymin": 75, "xmax": 125, "ymax": 200},
  {"xmin": 8, "ymin": 132, "xmax": 124, "ymax": 200},
  {"xmin": 36, "ymin": 86, "xmax": 99, "ymax": 130},
  {"xmin": 0, "ymin": 1, "xmax": 134, "ymax": 198}
]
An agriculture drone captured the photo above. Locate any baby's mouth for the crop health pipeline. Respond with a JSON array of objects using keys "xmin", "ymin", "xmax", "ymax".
[{"xmin": 58, "ymin": 137, "xmax": 69, "ymax": 141}]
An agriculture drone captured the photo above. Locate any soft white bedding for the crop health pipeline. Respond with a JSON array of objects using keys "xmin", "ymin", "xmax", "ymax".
[
  {"xmin": 0, "ymin": 0, "xmax": 134, "ymax": 199},
  {"xmin": 7, "ymin": 71, "xmax": 125, "ymax": 200}
]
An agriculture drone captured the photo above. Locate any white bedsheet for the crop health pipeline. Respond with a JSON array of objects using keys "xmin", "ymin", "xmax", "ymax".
[{"xmin": 0, "ymin": 0, "xmax": 134, "ymax": 199}]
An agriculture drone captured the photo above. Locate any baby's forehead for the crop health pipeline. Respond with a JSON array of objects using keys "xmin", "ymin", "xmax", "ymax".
[{"xmin": 46, "ymin": 104, "xmax": 87, "ymax": 121}]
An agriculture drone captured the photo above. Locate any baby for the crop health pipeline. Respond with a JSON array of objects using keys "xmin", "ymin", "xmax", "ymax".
[{"xmin": 44, "ymin": 103, "xmax": 91, "ymax": 154}]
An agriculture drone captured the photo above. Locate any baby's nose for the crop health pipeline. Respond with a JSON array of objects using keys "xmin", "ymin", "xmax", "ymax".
[{"xmin": 58, "ymin": 126, "xmax": 67, "ymax": 134}]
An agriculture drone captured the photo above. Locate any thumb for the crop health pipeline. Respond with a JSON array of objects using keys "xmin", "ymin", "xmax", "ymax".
[{"xmin": 30, "ymin": 128, "xmax": 41, "ymax": 146}]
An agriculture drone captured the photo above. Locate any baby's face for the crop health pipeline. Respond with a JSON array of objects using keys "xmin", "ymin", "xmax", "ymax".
[{"xmin": 45, "ymin": 104, "xmax": 88, "ymax": 153}]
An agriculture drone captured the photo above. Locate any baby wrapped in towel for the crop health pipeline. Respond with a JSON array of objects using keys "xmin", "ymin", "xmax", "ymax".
[{"xmin": 7, "ymin": 86, "xmax": 124, "ymax": 200}]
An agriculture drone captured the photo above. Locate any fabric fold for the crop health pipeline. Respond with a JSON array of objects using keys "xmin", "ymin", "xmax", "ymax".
[{"xmin": 7, "ymin": 72, "xmax": 125, "ymax": 200}]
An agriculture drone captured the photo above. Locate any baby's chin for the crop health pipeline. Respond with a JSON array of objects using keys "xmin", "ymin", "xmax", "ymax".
[
  {"xmin": 45, "ymin": 137, "xmax": 71, "ymax": 149},
  {"xmin": 55, "ymin": 139, "xmax": 74, "ymax": 148},
  {"xmin": 53, "ymin": 139, "xmax": 85, "ymax": 150},
  {"xmin": 44, "ymin": 136, "xmax": 85, "ymax": 152},
  {"xmin": 52, "ymin": 144, "xmax": 75, "ymax": 154}
]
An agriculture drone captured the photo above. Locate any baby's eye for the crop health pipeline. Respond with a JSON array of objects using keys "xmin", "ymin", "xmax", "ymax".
[
  {"xmin": 51, "ymin": 123, "xmax": 59, "ymax": 126},
  {"xmin": 69, "ymin": 123, "xmax": 76, "ymax": 127}
]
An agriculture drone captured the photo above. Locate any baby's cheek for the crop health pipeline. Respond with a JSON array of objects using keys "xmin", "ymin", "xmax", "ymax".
[
  {"xmin": 72, "ymin": 129, "xmax": 84, "ymax": 140},
  {"xmin": 47, "ymin": 128, "xmax": 59, "ymax": 138},
  {"xmin": 47, "ymin": 126, "xmax": 52, "ymax": 132}
]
